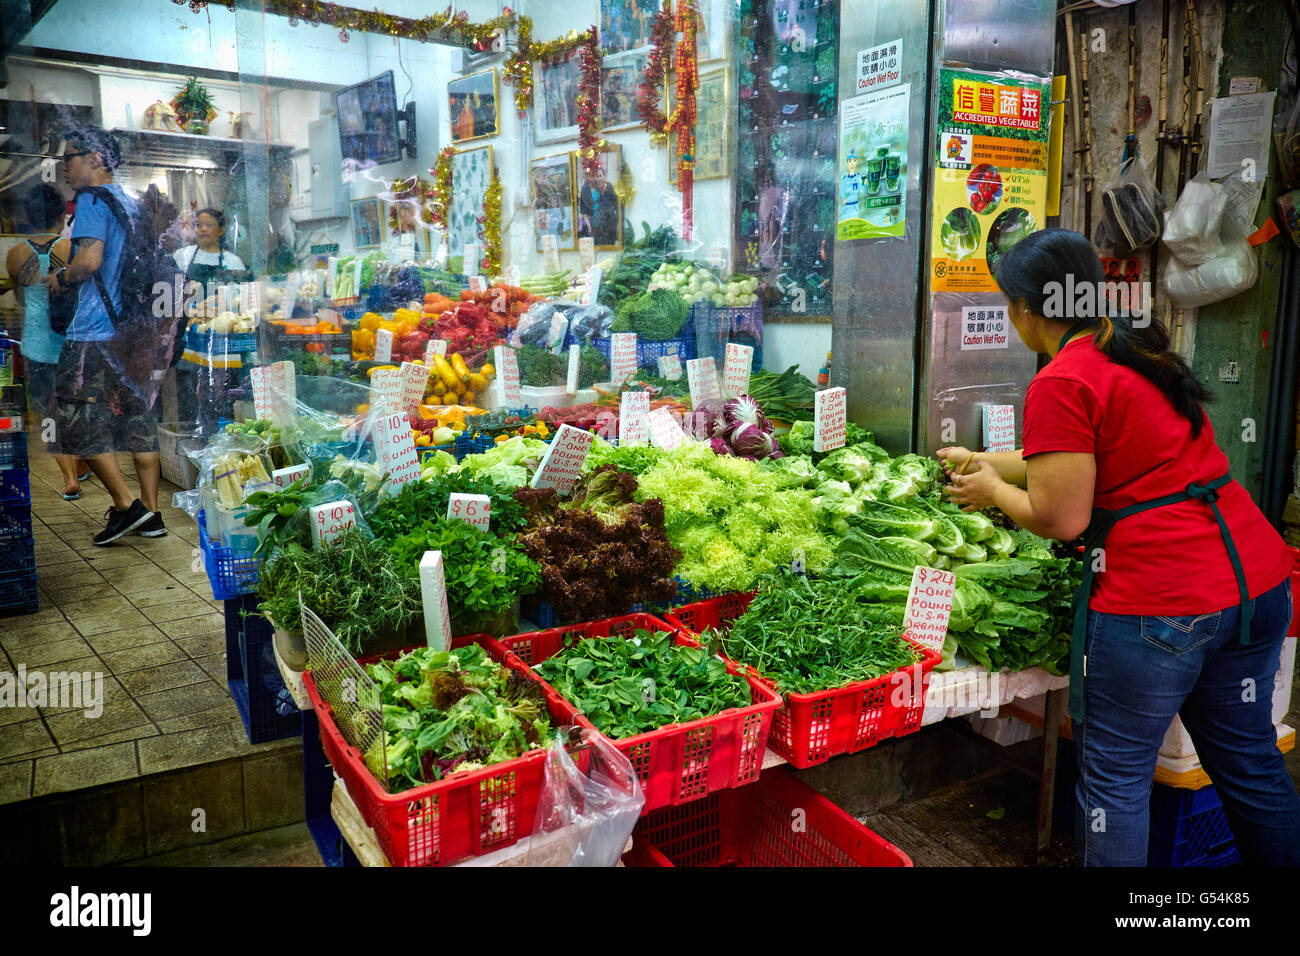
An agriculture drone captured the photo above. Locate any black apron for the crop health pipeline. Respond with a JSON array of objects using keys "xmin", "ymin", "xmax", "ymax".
[{"xmin": 1059, "ymin": 320, "xmax": 1252, "ymax": 723}]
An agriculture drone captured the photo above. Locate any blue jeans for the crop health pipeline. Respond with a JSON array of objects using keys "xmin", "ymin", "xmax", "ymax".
[{"xmin": 1073, "ymin": 577, "xmax": 1300, "ymax": 866}]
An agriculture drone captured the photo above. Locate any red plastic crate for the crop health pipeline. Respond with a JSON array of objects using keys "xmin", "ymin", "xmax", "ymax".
[
  {"xmin": 667, "ymin": 594, "xmax": 942, "ymax": 769},
  {"xmin": 624, "ymin": 767, "xmax": 912, "ymax": 867},
  {"xmin": 499, "ymin": 612, "xmax": 782, "ymax": 813},
  {"xmin": 301, "ymin": 634, "xmax": 584, "ymax": 867}
]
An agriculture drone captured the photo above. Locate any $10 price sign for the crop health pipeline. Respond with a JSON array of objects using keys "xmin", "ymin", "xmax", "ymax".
[
  {"xmin": 902, "ymin": 565, "xmax": 956, "ymax": 653},
  {"xmin": 309, "ymin": 500, "xmax": 356, "ymax": 548},
  {"xmin": 375, "ymin": 411, "xmax": 422, "ymax": 490}
]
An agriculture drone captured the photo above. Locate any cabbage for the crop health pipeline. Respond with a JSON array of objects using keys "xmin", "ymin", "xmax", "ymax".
[
  {"xmin": 724, "ymin": 395, "xmax": 771, "ymax": 433},
  {"xmin": 708, "ymin": 436, "xmax": 731, "ymax": 456},
  {"xmin": 728, "ymin": 423, "xmax": 778, "ymax": 459}
]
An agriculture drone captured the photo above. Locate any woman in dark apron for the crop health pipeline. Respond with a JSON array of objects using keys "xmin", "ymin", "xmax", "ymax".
[{"xmin": 937, "ymin": 228, "xmax": 1299, "ymax": 866}]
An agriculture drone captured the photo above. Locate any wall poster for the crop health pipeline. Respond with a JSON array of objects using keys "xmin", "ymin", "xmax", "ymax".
[
  {"xmin": 929, "ymin": 68, "xmax": 1051, "ymax": 293},
  {"xmin": 836, "ymin": 82, "xmax": 909, "ymax": 241}
]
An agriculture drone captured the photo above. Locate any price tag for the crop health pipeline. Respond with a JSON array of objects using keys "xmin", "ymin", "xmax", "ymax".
[
  {"xmin": 578, "ymin": 236, "xmax": 595, "ymax": 271},
  {"xmin": 813, "ymin": 386, "xmax": 847, "ymax": 453},
  {"xmin": 309, "ymin": 500, "xmax": 357, "ymax": 548},
  {"xmin": 468, "ymin": 275, "xmax": 487, "ymax": 293},
  {"xmin": 902, "ymin": 565, "xmax": 957, "ymax": 653},
  {"xmin": 619, "ymin": 390, "xmax": 651, "ymax": 446},
  {"xmin": 447, "ymin": 492, "xmax": 491, "ymax": 531},
  {"xmin": 370, "ymin": 368, "xmax": 405, "ymax": 414},
  {"xmin": 420, "ymin": 551, "xmax": 453, "ymax": 652},
  {"xmin": 530, "ymin": 423, "xmax": 595, "ymax": 495},
  {"xmin": 374, "ymin": 410, "xmax": 422, "ymax": 489},
  {"xmin": 657, "ymin": 353, "xmax": 683, "ymax": 380},
  {"xmin": 463, "ymin": 243, "xmax": 481, "ymax": 273},
  {"xmin": 249, "ymin": 365, "xmax": 274, "ymax": 421},
  {"xmin": 424, "ymin": 338, "xmax": 448, "ymax": 364},
  {"xmin": 272, "ymin": 359, "xmax": 296, "ymax": 407},
  {"xmin": 271, "ymin": 463, "xmax": 311, "ymax": 489},
  {"xmin": 610, "ymin": 332, "xmax": 638, "ymax": 385},
  {"xmin": 580, "ymin": 266, "xmax": 603, "ymax": 307},
  {"xmin": 644, "ymin": 407, "xmax": 686, "ymax": 450},
  {"xmin": 282, "ymin": 272, "xmax": 301, "ymax": 320},
  {"xmin": 400, "ymin": 361, "xmax": 431, "ymax": 413},
  {"xmin": 494, "ymin": 344, "xmax": 521, "ymax": 404},
  {"xmin": 685, "ymin": 357, "xmax": 721, "ymax": 404},
  {"xmin": 566, "ymin": 343, "xmax": 580, "ymax": 395},
  {"xmin": 250, "ymin": 362, "xmax": 296, "ymax": 426},
  {"xmin": 982, "ymin": 404, "xmax": 1016, "ymax": 452},
  {"xmin": 374, "ymin": 327, "xmax": 393, "ymax": 363},
  {"xmin": 505, "ymin": 264, "xmax": 521, "ymax": 287},
  {"xmin": 723, "ymin": 343, "xmax": 754, "ymax": 398},
  {"xmin": 541, "ymin": 234, "xmax": 561, "ymax": 274}
]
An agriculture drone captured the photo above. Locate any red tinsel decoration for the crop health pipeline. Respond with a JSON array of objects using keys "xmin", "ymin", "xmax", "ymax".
[
  {"xmin": 674, "ymin": 2, "xmax": 699, "ymax": 241},
  {"xmin": 575, "ymin": 27, "xmax": 609, "ymax": 179},
  {"xmin": 636, "ymin": 9, "xmax": 675, "ymax": 139}
]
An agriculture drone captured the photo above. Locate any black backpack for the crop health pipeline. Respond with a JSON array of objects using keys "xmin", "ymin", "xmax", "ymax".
[
  {"xmin": 75, "ymin": 185, "xmax": 186, "ymax": 374},
  {"xmin": 30, "ymin": 237, "xmax": 79, "ymax": 337}
]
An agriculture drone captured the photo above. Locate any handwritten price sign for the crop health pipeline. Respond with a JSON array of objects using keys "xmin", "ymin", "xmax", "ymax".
[
  {"xmin": 447, "ymin": 493, "xmax": 491, "ymax": 531},
  {"xmin": 530, "ymin": 423, "xmax": 595, "ymax": 495},
  {"xmin": 611, "ymin": 332, "xmax": 638, "ymax": 386},
  {"xmin": 686, "ymin": 357, "xmax": 721, "ymax": 404},
  {"xmin": 374, "ymin": 410, "xmax": 422, "ymax": 490},
  {"xmin": 902, "ymin": 565, "xmax": 957, "ymax": 653},
  {"xmin": 309, "ymin": 500, "xmax": 356, "ymax": 548},
  {"xmin": 644, "ymin": 407, "xmax": 686, "ymax": 450},
  {"xmin": 370, "ymin": 368, "xmax": 405, "ymax": 415},
  {"xmin": 400, "ymin": 362, "xmax": 431, "ymax": 414},
  {"xmin": 494, "ymin": 344, "xmax": 521, "ymax": 405},
  {"xmin": 813, "ymin": 387, "xmax": 847, "ymax": 453},
  {"xmin": 424, "ymin": 339, "xmax": 448, "ymax": 365},
  {"xmin": 619, "ymin": 390, "xmax": 651, "ymax": 446},
  {"xmin": 374, "ymin": 328, "xmax": 393, "ymax": 363},
  {"xmin": 982, "ymin": 404, "xmax": 1016, "ymax": 452},
  {"xmin": 271, "ymin": 463, "xmax": 311, "ymax": 489},
  {"xmin": 657, "ymin": 353, "xmax": 682, "ymax": 380},
  {"xmin": 722, "ymin": 343, "xmax": 754, "ymax": 398}
]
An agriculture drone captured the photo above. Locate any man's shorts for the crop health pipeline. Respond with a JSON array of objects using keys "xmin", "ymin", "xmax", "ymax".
[{"xmin": 55, "ymin": 341, "xmax": 160, "ymax": 457}]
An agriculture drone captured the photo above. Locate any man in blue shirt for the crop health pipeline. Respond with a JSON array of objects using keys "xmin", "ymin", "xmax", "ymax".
[{"xmin": 41, "ymin": 126, "xmax": 161, "ymax": 545}]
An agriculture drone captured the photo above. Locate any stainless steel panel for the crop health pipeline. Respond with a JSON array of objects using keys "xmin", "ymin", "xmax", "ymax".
[{"xmin": 942, "ymin": 0, "xmax": 1057, "ymax": 76}]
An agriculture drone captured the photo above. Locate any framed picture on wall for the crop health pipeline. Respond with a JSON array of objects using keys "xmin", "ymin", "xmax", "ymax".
[
  {"xmin": 670, "ymin": 68, "xmax": 730, "ymax": 182},
  {"xmin": 530, "ymin": 152, "xmax": 577, "ymax": 252},
  {"xmin": 448, "ymin": 68, "xmax": 500, "ymax": 143},
  {"xmin": 350, "ymin": 197, "xmax": 384, "ymax": 249},
  {"xmin": 575, "ymin": 145, "xmax": 623, "ymax": 251},
  {"xmin": 599, "ymin": 0, "xmax": 660, "ymax": 55},
  {"xmin": 448, "ymin": 144, "xmax": 494, "ymax": 264},
  {"xmin": 534, "ymin": 50, "xmax": 582, "ymax": 145},
  {"xmin": 600, "ymin": 52, "xmax": 650, "ymax": 130}
]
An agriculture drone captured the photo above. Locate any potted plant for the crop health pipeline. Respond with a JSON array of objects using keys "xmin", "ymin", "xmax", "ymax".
[{"xmin": 170, "ymin": 77, "xmax": 218, "ymax": 135}]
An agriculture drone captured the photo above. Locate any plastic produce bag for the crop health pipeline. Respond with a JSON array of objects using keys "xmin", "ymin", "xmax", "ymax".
[
  {"xmin": 564, "ymin": 303, "xmax": 614, "ymax": 344},
  {"xmin": 512, "ymin": 301, "xmax": 568, "ymax": 352},
  {"xmin": 524, "ymin": 727, "xmax": 644, "ymax": 867},
  {"xmin": 1163, "ymin": 215, "xmax": 1259, "ymax": 307},
  {"xmin": 1095, "ymin": 157, "xmax": 1166, "ymax": 256},
  {"xmin": 1162, "ymin": 171, "xmax": 1228, "ymax": 265}
]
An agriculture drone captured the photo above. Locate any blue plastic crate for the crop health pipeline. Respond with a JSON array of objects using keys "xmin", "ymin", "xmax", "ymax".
[
  {"xmin": 1149, "ymin": 783, "xmax": 1240, "ymax": 867},
  {"xmin": 0, "ymin": 534, "xmax": 35, "ymax": 577},
  {"xmin": 454, "ymin": 433, "xmax": 495, "ymax": 460},
  {"xmin": 691, "ymin": 302, "xmax": 763, "ymax": 372},
  {"xmin": 198, "ymin": 509, "xmax": 261, "ymax": 600},
  {"xmin": 185, "ymin": 326, "xmax": 258, "ymax": 355},
  {"xmin": 583, "ymin": 320, "xmax": 696, "ymax": 373},
  {"xmin": 0, "ymin": 466, "xmax": 29, "ymax": 506},
  {"xmin": 0, "ymin": 501, "xmax": 32, "ymax": 539},
  {"xmin": 224, "ymin": 594, "xmax": 301, "ymax": 744},
  {"xmin": 0, "ymin": 568, "xmax": 38, "ymax": 615},
  {"xmin": 0, "ymin": 433, "xmax": 27, "ymax": 470}
]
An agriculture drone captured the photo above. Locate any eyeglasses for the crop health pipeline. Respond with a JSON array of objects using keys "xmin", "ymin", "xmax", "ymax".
[{"xmin": 60, "ymin": 150, "xmax": 91, "ymax": 164}]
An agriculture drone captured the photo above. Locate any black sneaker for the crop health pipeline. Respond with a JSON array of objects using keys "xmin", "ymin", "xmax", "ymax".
[
  {"xmin": 93, "ymin": 500, "xmax": 153, "ymax": 546},
  {"xmin": 133, "ymin": 512, "xmax": 168, "ymax": 538}
]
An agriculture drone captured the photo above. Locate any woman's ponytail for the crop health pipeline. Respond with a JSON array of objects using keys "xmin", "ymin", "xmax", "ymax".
[{"xmin": 995, "ymin": 228, "xmax": 1212, "ymax": 436}]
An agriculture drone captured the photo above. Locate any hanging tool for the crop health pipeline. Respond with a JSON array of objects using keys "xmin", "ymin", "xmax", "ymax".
[
  {"xmin": 1186, "ymin": 0, "xmax": 1205, "ymax": 177},
  {"xmin": 1065, "ymin": 9, "xmax": 1086, "ymax": 233},
  {"xmin": 1122, "ymin": 3, "xmax": 1139, "ymax": 164},
  {"xmin": 1079, "ymin": 11, "xmax": 1095, "ymax": 240}
]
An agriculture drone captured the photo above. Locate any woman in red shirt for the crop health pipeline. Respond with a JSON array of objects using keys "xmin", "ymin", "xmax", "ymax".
[{"xmin": 939, "ymin": 228, "xmax": 1299, "ymax": 866}]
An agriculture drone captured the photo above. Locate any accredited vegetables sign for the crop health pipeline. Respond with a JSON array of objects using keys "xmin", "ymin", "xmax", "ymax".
[{"xmin": 929, "ymin": 68, "xmax": 1051, "ymax": 293}]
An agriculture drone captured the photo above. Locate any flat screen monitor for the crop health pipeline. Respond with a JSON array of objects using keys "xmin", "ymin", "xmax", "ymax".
[{"xmin": 334, "ymin": 70, "xmax": 401, "ymax": 166}]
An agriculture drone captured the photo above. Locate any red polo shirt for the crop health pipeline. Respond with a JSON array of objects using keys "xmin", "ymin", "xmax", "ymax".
[{"xmin": 1022, "ymin": 337, "xmax": 1292, "ymax": 615}]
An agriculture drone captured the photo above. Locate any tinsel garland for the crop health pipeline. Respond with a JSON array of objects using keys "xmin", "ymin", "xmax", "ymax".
[
  {"xmin": 502, "ymin": 15, "xmax": 587, "ymax": 117},
  {"xmin": 635, "ymin": 8, "xmax": 676, "ymax": 146},
  {"xmin": 428, "ymin": 146, "xmax": 455, "ymax": 231},
  {"xmin": 480, "ymin": 170, "xmax": 503, "ymax": 276},
  {"xmin": 173, "ymin": 0, "xmax": 514, "ymax": 48},
  {"xmin": 575, "ymin": 27, "xmax": 610, "ymax": 179}
]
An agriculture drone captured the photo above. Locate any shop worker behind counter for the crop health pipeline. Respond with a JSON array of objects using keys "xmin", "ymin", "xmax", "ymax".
[
  {"xmin": 938, "ymin": 228, "xmax": 1300, "ymax": 867},
  {"xmin": 40, "ymin": 125, "xmax": 181, "ymax": 546}
]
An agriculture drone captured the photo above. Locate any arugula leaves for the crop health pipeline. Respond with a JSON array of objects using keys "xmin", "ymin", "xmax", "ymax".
[{"xmin": 536, "ymin": 629, "xmax": 751, "ymax": 739}]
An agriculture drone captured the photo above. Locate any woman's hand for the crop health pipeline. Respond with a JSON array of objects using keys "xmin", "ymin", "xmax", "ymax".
[
  {"xmin": 943, "ymin": 459, "xmax": 1005, "ymax": 511},
  {"xmin": 935, "ymin": 445, "xmax": 976, "ymax": 478}
]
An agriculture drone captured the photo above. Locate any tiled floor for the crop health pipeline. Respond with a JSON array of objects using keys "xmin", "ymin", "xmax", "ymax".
[{"xmin": 0, "ymin": 445, "xmax": 293, "ymax": 807}]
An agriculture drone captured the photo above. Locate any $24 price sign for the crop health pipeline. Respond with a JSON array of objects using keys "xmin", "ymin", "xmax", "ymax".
[
  {"xmin": 447, "ymin": 493, "xmax": 491, "ymax": 531},
  {"xmin": 902, "ymin": 565, "xmax": 956, "ymax": 653}
]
